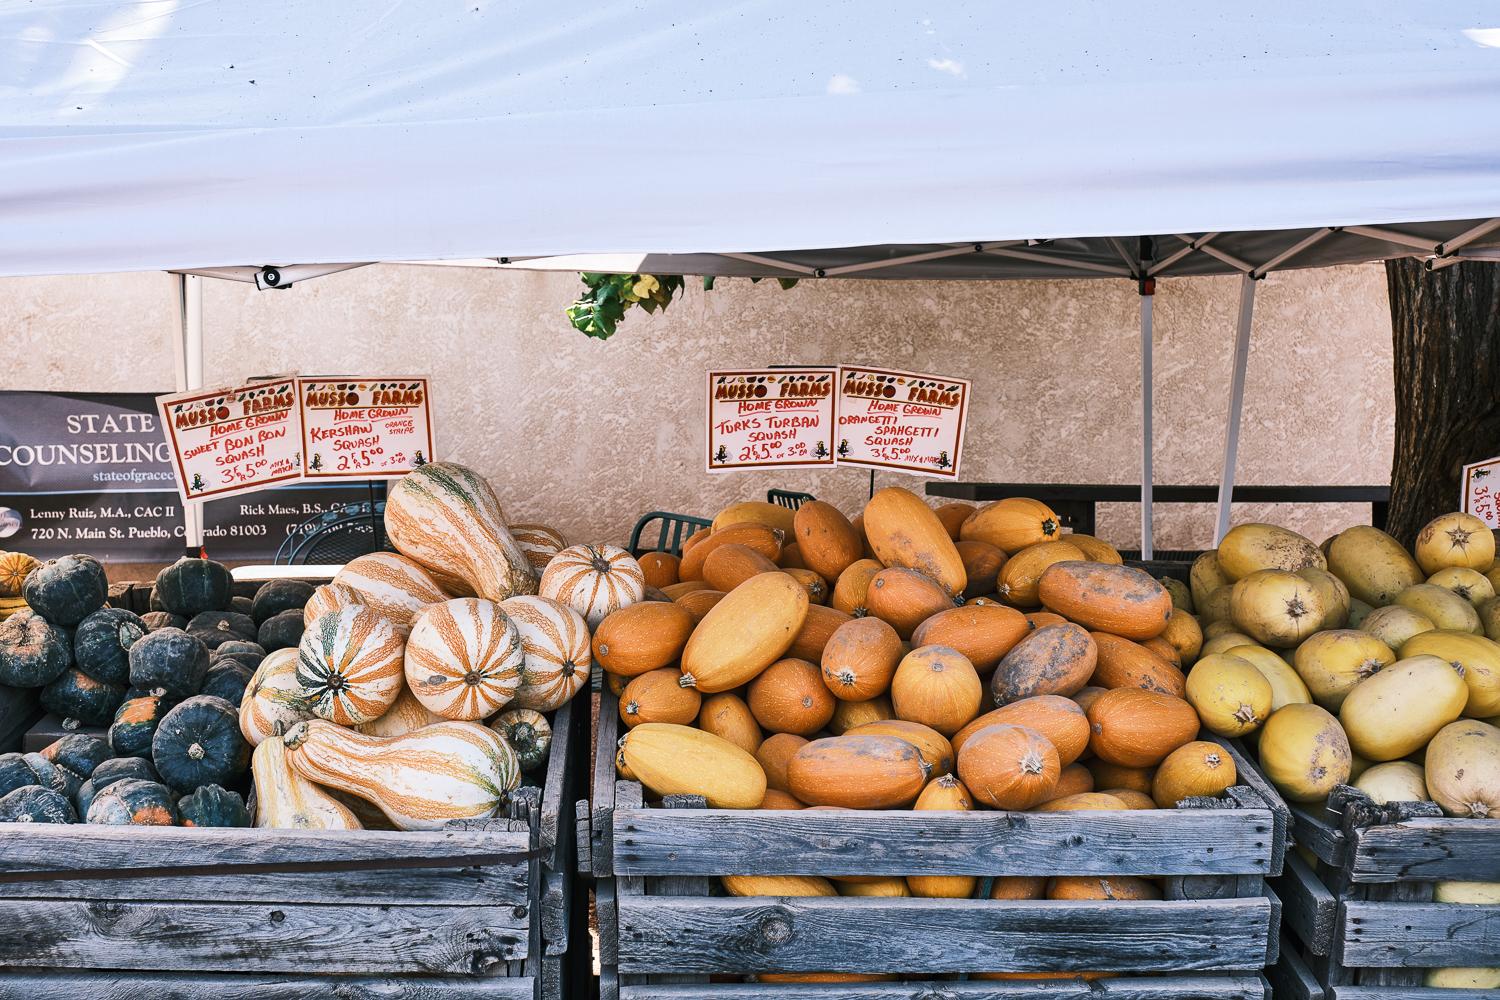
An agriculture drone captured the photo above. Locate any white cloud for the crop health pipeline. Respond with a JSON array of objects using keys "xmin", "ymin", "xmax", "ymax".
[
  {"xmin": 928, "ymin": 57, "xmax": 964, "ymax": 76},
  {"xmin": 827, "ymin": 74, "xmax": 861, "ymax": 95}
]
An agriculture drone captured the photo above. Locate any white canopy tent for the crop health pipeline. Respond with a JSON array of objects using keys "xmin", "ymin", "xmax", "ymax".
[{"xmin": 6, "ymin": 1, "xmax": 1500, "ymax": 552}]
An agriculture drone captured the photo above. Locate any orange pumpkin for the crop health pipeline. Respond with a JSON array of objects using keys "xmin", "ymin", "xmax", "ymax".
[
  {"xmin": 758, "ymin": 788, "xmax": 806, "ymax": 810},
  {"xmin": 960, "ymin": 497, "xmax": 1063, "ymax": 554},
  {"xmin": 890, "ymin": 645, "xmax": 983, "ymax": 736},
  {"xmin": 1045, "ymin": 762, "xmax": 1096, "ymax": 800},
  {"xmin": 679, "ymin": 522, "xmax": 783, "ymax": 582},
  {"xmin": 1034, "ymin": 792, "xmax": 1129, "ymax": 812},
  {"xmin": 674, "ymin": 589, "xmax": 725, "ymax": 623},
  {"xmin": 910, "ymin": 604, "xmax": 1030, "ymax": 673},
  {"xmin": 793, "ymin": 500, "xmax": 865, "ymax": 583},
  {"xmin": 991, "ymin": 623, "xmax": 1097, "ymax": 705},
  {"xmin": 1141, "ymin": 636, "xmax": 1184, "ymax": 668},
  {"xmin": 831, "ymin": 559, "xmax": 885, "ymax": 617},
  {"xmin": 862, "ymin": 488, "xmax": 967, "ymax": 596},
  {"xmin": 777, "ymin": 542, "xmax": 808, "ymax": 569},
  {"xmin": 934, "ymin": 502, "xmax": 976, "ymax": 540},
  {"xmin": 956, "ymin": 540, "xmax": 1007, "ymax": 599},
  {"xmin": 820, "ymin": 617, "xmax": 903, "ymax": 701},
  {"xmin": 782, "ymin": 567, "xmax": 829, "ymax": 606},
  {"xmin": 591, "ymin": 601, "xmax": 695, "ymax": 677},
  {"xmin": 747, "ymin": 658, "xmax": 835, "ymax": 736},
  {"xmin": 952, "ymin": 695, "xmax": 1089, "ymax": 764},
  {"xmin": 1152, "ymin": 739, "xmax": 1238, "ymax": 807},
  {"xmin": 1086, "ymin": 687, "xmax": 1199, "ymax": 767},
  {"xmin": 956, "ymin": 723, "xmax": 1060, "ymax": 810},
  {"xmin": 865, "ymin": 567, "xmax": 958, "ymax": 638},
  {"xmin": 847, "ymin": 719, "xmax": 955, "ymax": 775},
  {"xmin": 1036, "ymin": 561, "xmax": 1173, "ymax": 640},
  {"xmin": 619, "ymin": 668, "xmax": 700, "ymax": 728},
  {"xmin": 1047, "ymin": 876, "xmax": 1161, "ymax": 900},
  {"xmin": 637, "ymin": 552, "xmax": 680, "ymax": 589},
  {"xmin": 828, "ymin": 695, "xmax": 894, "ymax": 734},
  {"xmin": 702, "ymin": 544, "xmax": 782, "ymax": 593},
  {"xmin": 990, "ymin": 876, "xmax": 1047, "ymax": 899},
  {"xmin": 1072, "ymin": 685, "xmax": 1108, "ymax": 714},
  {"xmin": 1085, "ymin": 758, "xmax": 1155, "ymax": 794},
  {"xmin": 1065, "ymin": 533, "xmax": 1124, "ymax": 565},
  {"xmin": 1024, "ymin": 611, "xmax": 1068, "ymax": 630},
  {"xmin": 662, "ymin": 580, "xmax": 711, "ymax": 600},
  {"xmin": 1090, "ymin": 632, "xmax": 1187, "ymax": 697},
  {"xmin": 698, "ymin": 693, "xmax": 763, "ymax": 754},
  {"xmin": 1104, "ymin": 788, "xmax": 1158, "ymax": 810},
  {"xmin": 788, "ymin": 735, "xmax": 931, "ymax": 808},
  {"xmin": 755, "ymin": 733, "xmax": 808, "ymax": 793},
  {"xmin": 998, "ymin": 540, "xmax": 1087, "ymax": 607}
]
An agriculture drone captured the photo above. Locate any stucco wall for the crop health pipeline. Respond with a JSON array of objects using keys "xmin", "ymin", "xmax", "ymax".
[{"xmin": 2, "ymin": 263, "xmax": 1393, "ymax": 553}]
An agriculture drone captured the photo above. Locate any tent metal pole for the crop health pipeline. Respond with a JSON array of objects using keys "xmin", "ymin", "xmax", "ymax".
[
  {"xmin": 1139, "ymin": 284, "xmax": 1154, "ymax": 560},
  {"xmin": 1215, "ymin": 274, "xmax": 1257, "ymax": 544},
  {"xmin": 171, "ymin": 273, "xmax": 206, "ymax": 555}
]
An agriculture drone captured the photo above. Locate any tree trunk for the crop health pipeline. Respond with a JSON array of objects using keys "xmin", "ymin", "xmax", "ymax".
[{"xmin": 1386, "ymin": 258, "xmax": 1500, "ymax": 548}]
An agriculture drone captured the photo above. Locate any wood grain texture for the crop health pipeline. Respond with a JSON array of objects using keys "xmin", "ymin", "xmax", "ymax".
[
  {"xmin": 1289, "ymin": 804, "xmax": 1347, "ymax": 868},
  {"xmin": 593, "ymin": 681, "xmax": 622, "ymax": 877},
  {"xmin": 1331, "ymin": 989, "xmax": 1500, "ymax": 1000},
  {"xmin": 1337, "ymin": 900, "xmax": 1500, "ymax": 968},
  {"xmin": 619, "ymin": 979, "xmax": 1270, "ymax": 1000},
  {"xmin": 1348, "ymin": 821, "xmax": 1500, "ymax": 884},
  {"xmin": 1266, "ymin": 940, "xmax": 1326, "ymax": 1000},
  {"xmin": 616, "ymin": 896, "xmax": 1273, "ymax": 974},
  {"xmin": 1275, "ymin": 851, "xmax": 1338, "ymax": 955},
  {"xmin": 0, "ymin": 970, "xmax": 533, "ymax": 1000},
  {"xmin": 612, "ymin": 808, "xmax": 1274, "ymax": 876},
  {"xmin": 540, "ymin": 695, "xmax": 576, "ymax": 866},
  {"xmin": 0, "ymin": 899, "xmax": 528, "ymax": 974}
]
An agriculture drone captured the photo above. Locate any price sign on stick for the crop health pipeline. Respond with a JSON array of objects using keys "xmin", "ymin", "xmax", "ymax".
[
  {"xmin": 298, "ymin": 377, "xmax": 435, "ymax": 479},
  {"xmin": 1462, "ymin": 456, "xmax": 1500, "ymax": 527},
  {"xmin": 834, "ymin": 365, "xmax": 970, "ymax": 478},
  {"xmin": 706, "ymin": 369, "xmax": 837, "ymax": 472},
  {"xmin": 157, "ymin": 377, "xmax": 304, "ymax": 503}
]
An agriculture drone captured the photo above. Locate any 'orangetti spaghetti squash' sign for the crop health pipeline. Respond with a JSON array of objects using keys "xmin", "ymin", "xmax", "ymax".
[
  {"xmin": 834, "ymin": 365, "xmax": 970, "ymax": 478},
  {"xmin": 157, "ymin": 376, "xmax": 304, "ymax": 503},
  {"xmin": 706, "ymin": 369, "xmax": 837, "ymax": 473},
  {"xmin": 298, "ymin": 377, "xmax": 435, "ymax": 479}
]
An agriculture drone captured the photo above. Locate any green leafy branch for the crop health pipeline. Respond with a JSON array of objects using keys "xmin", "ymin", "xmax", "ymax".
[{"xmin": 566, "ymin": 272, "xmax": 798, "ymax": 339}]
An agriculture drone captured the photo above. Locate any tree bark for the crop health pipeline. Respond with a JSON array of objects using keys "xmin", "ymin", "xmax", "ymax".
[{"xmin": 1386, "ymin": 258, "xmax": 1500, "ymax": 548}]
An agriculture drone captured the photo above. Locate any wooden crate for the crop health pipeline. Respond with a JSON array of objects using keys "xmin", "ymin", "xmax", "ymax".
[
  {"xmin": 1267, "ymin": 783, "xmax": 1500, "ymax": 1000},
  {"xmin": 0, "ymin": 691, "xmax": 586, "ymax": 1000},
  {"xmin": 587, "ymin": 685, "xmax": 1286, "ymax": 1000}
]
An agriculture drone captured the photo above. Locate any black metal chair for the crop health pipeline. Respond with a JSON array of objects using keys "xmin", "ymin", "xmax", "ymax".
[
  {"xmin": 767, "ymin": 489, "xmax": 815, "ymax": 510},
  {"xmin": 277, "ymin": 501, "xmax": 391, "ymax": 565},
  {"xmin": 628, "ymin": 511, "xmax": 712, "ymax": 556}
]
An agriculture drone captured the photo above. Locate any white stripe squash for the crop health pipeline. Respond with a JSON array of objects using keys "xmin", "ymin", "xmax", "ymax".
[
  {"xmin": 501, "ymin": 595, "xmax": 592, "ymax": 710},
  {"xmin": 539, "ymin": 543, "xmax": 645, "ymax": 628},
  {"xmin": 296, "ymin": 606, "xmax": 406, "ymax": 725},
  {"xmin": 251, "ymin": 731, "xmax": 362, "ymax": 830},
  {"xmin": 384, "ymin": 462, "xmax": 537, "ymax": 602},
  {"xmin": 239, "ymin": 647, "xmax": 317, "ymax": 746},
  {"xmin": 282, "ymin": 718, "xmax": 520, "ymax": 829},
  {"xmin": 334, "ymin": 552, "xmax": 448, "ymax": 631},
  {"xmin": 511, "ymin": 523, "xmax": 568, "ymax": 573},
  {"xmin": 355, "ymin": 684, "xmax": 442, "ymax": 737},
  {"xmin": 404, "ymin": 598, "xmax": 524, "ymax": 720},
  {"xmin": 302, "ymin": 582, "xmax": 364, "ymax": 627}
]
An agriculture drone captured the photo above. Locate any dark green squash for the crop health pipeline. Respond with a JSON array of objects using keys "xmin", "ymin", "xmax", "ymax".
[
  {"xmin": 186, "ymin": 610, "xmax": 257, "ymax": 649},
  {"xmin": 215, "ymin": 640, "xmax": 265, "ymax": 661},
  {"xmin": 200, "ymin": 660, "xmax": 254, "ymax": 705},
  {"xmin": 39, "ymin": 733, "xmax": 111, "ymax": 778},
  {"xmin": 73, "ymin": 607, "xmax": 145, "ymax": 685},
  {"xmin": 141, "ymin": 611, "xmax": 184, "ymax": 632},
  {"xmin": 76, "ymin": 757, "xmax": 160, "ymax": 816},
  {"xmin": 0, "ymin": 753, "xmax": 37, "ymax": 797},
  {"xmin": 492, "ymin": 708, "xmax": 553, "ymax": 773},
  {"xmin": 41, "ymin": 668, "xmax": 127, "ymax": 727},
  {"xmin": 151, "ymin": 695, "xmax": 249, "ymax": 793},
  {"xmin": 149, "ymin": 586, "xmax": 166, "ymax": 612},
  {"xmin": 230, "ymin": 595, "xmax": 254, "ymax": 617},
  {"xmin": 22, "ymin": 752, "xmax": 83, "ymax": 801},
  {"xmin": 0, "ymin": 608, "xmax": 71, "ymax": 687},
  {"xmin": 251, "ymin": 579, "xmax": 315, "ymax": 624},
  {"xmin": 108, "ymin": 693, "xmax": 171, "ymax": 758},
  {"xmin": 154, "ymin": 558, "xmax": 233, "ymax": 617},
  {"xmin": 257, "ymin": 608, "xmax": 305, "ymax": 652},
  {"xmin": 127, "ymin": 627, "xmax": 210, "ymax": 700},
  {"xmin": 21, "ymin": 554, "xmax": 107, "ymax": 626},
  {"xmin": 85, "ymin": 778, "xmax": 177, "ymax": 825},
  {"xmin": 0, "ymin": 785, "xmax": 77, "ymax": 824},
  {"xmin": 177, "ymin": 783, "xmax": 250, "ymax": 827}
]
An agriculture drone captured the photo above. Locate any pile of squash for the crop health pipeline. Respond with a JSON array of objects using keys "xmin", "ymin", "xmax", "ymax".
[
  {"xmin": 1181, "ymin": 513, "xmax": 1500, "ymax": 992},
  {"xmin": 604, "ymin": 490, "xmax": 1240, "ymax": 939}
]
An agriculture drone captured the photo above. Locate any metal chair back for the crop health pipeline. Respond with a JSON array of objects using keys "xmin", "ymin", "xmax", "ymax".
[
  {"xmin": 767, "ymin": 489, "xmax": 815, "ymax": 510},
  {"xmin": 628, "ymin": 511, "xmax": 712, "ymax": 556}
]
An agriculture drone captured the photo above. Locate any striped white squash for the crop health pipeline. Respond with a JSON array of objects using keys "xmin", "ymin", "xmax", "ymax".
[
  {"xmin": 239, "ymin": 647, "xmax": 317, "ymax": 746},
  {"xmin": 296, "ymin": 606, "xmax": 406, "ymax": 725},
  {"xmin": 251, "ymin": 733, "xmax": 362, "ymax": 830},
  {"xmin": 355, "ymin": 684, "xmax": 442, "ymax": 737},
  {"xmin": 539, "ymin": 544, "xmax": 645, "ymax": 629},
  {"xmin": 384, "ymin": 462, "xmax": 537, "ymax": 602},
  {"xmin": 303, "ymin": 582, "xmax": 364, "ymax": 627},
  {"xmin": 283, "ymin": 718, "xmax": 520, "ymax": 830},
  {"xmin": 500, "ymin": 595, "xmax": 592, "ymax": 711},
  {"xmin": 511, "ymin": 523, "xmax": 568, "ymax": 573},
  {"xmin": 404, "ymin": 598, "xmax": 524, "ymax": 720},
  {"xmin": 334, "ymin": 552, "xmax": 448, "ymax": 630}
]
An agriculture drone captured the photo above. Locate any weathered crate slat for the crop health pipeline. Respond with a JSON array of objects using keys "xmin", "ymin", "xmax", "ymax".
[
  {"xmin": 0, "ymin": 969, "xmax": 535, "ymax": 999},
  {"xmin": 1348, "ymin": 820, "xmax": 1500, "ymax": 883},
  {"xmin": 614, "ymin": 808, "xmax": 1275, "ymax": 877},
  {"xmin": 1273, "ymin": 852, "xmax": 1338, "ymax": 957},
  {"xmin": 1328, "ymin": 989, "xmax": 1500, "ymax": 1000},
  {"xmin": 618, "ymin": 977, "xmax": 1271, "ymax": 999},
  {"xmin": 1266, "ymin": 935, "xmax": 1324, "ymax": 1000},
  {"xmin": 618, "ymin": 896, "xmax": 1274, "ymax": 975},
  {"xmin": 1336, "ymin": 900, "xmax": 1500, "ymax": 968}
]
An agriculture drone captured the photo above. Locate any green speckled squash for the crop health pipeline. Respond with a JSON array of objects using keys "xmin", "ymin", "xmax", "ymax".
[
  {"xmin": 152, "ymin": 695, "xmax": 250, "ymax": 793},
  {"xmin": 85, "ymin": 778, "xmax": 178, "ymax": 825},
  {"xmin": 0, "ymin": 609, "xmax": 71, "ymax": 687},
  {"xmin": 154, "ymin": 558, "xmax": 233, "ymax": 617},
  {"xmin": 187, "ymin": 611, "xmax": 257, "ymax": 650},
  {"xmin": 0, "ymin": 785, "xmax": 77, "ymax": 824},
  {"xmin": 490, "ymin": 708, "xmax": 553, "ymax": 772},
  {"xmin": 75, "ymin": 757, "xmax": 160, "ymax": 816},
  {"xmin": 178, "ymin": 783, "xmax": 250, "ymax": 827},
  {"xmin": 258, "ymin": 608, "xmax": 306, "ymax": 652},
  {"xmin": 108, "ymin": 693, "xmax": 171, "ymax": 758},
  {"xmin": 128, "ymin": 627, "xmax": 210, "ymax": 699},
  {"xmin": 0, "ymin": 753, "xmax": 37, "ymax": 797},
  {"xmin": 22, "ymin": 554, "xmax": 107, "ymax": 626},
  {"xmin": 201, "ymin": 660, "xmax": 254, "ymax": 705},
  {"xmin": 251, "ymin": 579, "xmax": 315, "ymax": 624},
  {"xmin": 21, "ymin": 752, "xmax": 82, "ymax": 800},
  {"xmin": 39, "ymin": 734, "xmax": 110, "ymax": 778},
  {"xmin": 73, "ymin": 608, "xmax": 146, "ymax": 685},
  {"xmin": 41, "ymin": 668, "xmax": 127, "ymax": 727},
  {"xmin": 141, "ymin": 611, "xmax": 187, "ymax": 632}
]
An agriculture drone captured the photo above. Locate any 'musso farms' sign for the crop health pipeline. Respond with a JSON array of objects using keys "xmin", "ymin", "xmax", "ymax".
[
  {"xmin": 157, "ymin": 377, "xmax": 304, "ymax": 503},
  {"xmin": 299, "ymin": 377, "xmax": 435, "ymax": 480},
  {"xmin": 834, "ymin": 365, "xmax": 970, "ymax": 478},
  {"xmin": 706, "ymin": 369, "xmax": 837, "ymax": 472}
]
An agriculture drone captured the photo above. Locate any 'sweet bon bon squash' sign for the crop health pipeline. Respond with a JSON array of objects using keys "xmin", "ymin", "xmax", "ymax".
[{"xmin": 157, "ymin": 377, "xmax": 304, "ymax": 503}]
